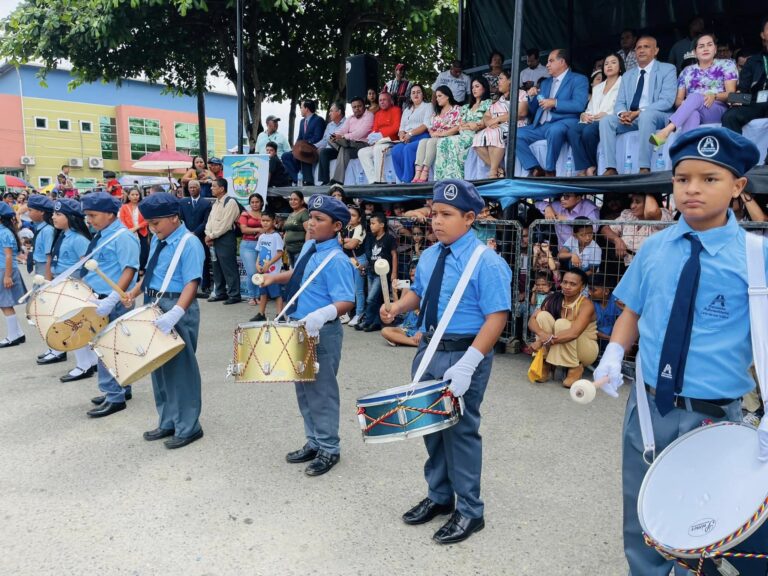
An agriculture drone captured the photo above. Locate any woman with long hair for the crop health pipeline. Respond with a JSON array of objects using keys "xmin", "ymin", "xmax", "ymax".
[
  {"xmin": 0, "ymin": 205, "xmax": 26, "ymax": 348},
  {"xmin": 239, "ymin": 193, "xmax": 264, "ymax": 305},
  {"xmin": 366, "ymin": 87, "xmax": 380, "ymax": 114},
  {"xmin": 411, "ymin": 85, "xmax": 461, "ymax": 182},
  {"xmin": 283, "ymin": 190, "xmax": 310, "ymax": 267},
  {"xmin": 119, "ymin": 187, "xmax": 149, "ymax": 275},
  {"xmin": 389, "ymin": 84, "xmax": 434, "ymax": 183},
  {"xmin": 181, "ymin": 156, "xmax": 214, "ymax": 197}
]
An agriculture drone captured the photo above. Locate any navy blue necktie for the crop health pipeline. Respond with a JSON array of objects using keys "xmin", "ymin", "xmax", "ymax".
[
  {"xmin": 629, "ymin": 69, "xmax": 646, "ymax": 112},
  {"xmin": 50, "ymin": 232, "xmax": 64, "ymax": 269},
  {"xmin": 284, "ymin": 243, "xmax": 317, "ymax": 317},
  {"xmin": 655, "ymin": 233, "xmax": 703, "ymax": 415},
  {"xmin": 27, "ymin": 223, "xmax": 48, "ymax": 274},
  {"xmin": 419, "ymin": 246, "xmax": 451, "ymax": 332},
  {"xmin": 143, "ymin": 240, "xmax": 167, "ymax": 295},
  {"xmin": 79, "ymin": 231, "xmax": 101, "ymax": 278}
]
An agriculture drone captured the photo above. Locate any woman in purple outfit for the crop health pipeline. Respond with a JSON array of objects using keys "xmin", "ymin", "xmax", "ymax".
[{"xmin": 650, "ymin": 32, "xmax": 737, "ymax": 146}]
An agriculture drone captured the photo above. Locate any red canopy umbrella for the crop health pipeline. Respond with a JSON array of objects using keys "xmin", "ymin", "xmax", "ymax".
[
  {"xmin": 0, "ymin": 175, "xmax": 33, "ymax": 189},
  {"xmin": 132, "ymin": 150, "xmax": 193, "ymax": 171}
]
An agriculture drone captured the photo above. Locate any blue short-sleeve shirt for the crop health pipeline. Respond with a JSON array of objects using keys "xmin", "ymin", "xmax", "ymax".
[
  {"xmin": 32, "ymin": 222, "xmax": 54, "ymax": 264},
  {"xmin": 145, "ymin": 224, "xmax": 205, "ymax": 292},
  {"xmin": 614, "ymin": 211, "xmax": 767, "ymax": 399},
  {"xmin": 411, "ymin": 229, "xmax": 512, "ymax": 334},
  {"xmin": 291, "ymin": 237, "xmax": 356, "ymax": 320},
  {"xmin": 52, "ymin": 230, "xmax": 90, "ymax": 275},
  {"xmin": 82, "ymin": 219, "xmax": 140, "ymax": 295},
  {"xmin": 0, "ymin": 226, "xmax": 19, "ymax": 271}
]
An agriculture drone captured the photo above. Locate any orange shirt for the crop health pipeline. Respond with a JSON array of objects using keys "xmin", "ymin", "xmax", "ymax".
[{"xmin": 372, "ymin": 106, "xmax": 402, "ymax": 140}]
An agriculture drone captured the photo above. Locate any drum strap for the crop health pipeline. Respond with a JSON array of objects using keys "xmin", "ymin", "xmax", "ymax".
[
  {"xmin": 154, "ymin": 232, "xmax": 194, "ymax": 302},
  {"xmin": 746, "ymin": 232, "xmax": 768, "ymax": 413},
  {"xmin": 274, "ymin": 251, "xmax": 337, "ymax": 323},
  {"xmin": 411, "ymin": 245, "xmax": 487, "ymax": 386},
  {"xmin": 634, "ymin": 352, "xmax": 656, "ymax": 464}
]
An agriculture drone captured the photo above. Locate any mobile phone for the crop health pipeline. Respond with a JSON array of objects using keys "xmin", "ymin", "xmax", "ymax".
[{"xmin": 397, "ymin": 280, "xmax": 411, "ymax": 289}]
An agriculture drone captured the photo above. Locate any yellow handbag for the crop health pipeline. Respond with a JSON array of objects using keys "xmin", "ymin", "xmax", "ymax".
[{"xmin": 527, "ymin": 349, "xmax": 546, "ymax": 383}]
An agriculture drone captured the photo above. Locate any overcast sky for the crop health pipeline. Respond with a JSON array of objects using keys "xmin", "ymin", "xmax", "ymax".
[{"xmin": 0, "ymin": 0, "xmax": 18, "ymax": 19}]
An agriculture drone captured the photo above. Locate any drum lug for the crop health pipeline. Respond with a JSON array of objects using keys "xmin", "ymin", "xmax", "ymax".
[
  {"xmin": 236, "ymin": 330, "xmax": 243, "ymax": 345},
  {"xmin": 135, "ymin": 344, "xmax": 147, "ymax": 357},
  {"xmin": 713, "ymin": 558, "xmax": 739, "ymax": 576},
  {"xmin": 357, "ymin": 411, "xmax": 367, "ymax": 430},
  {"xmin": 297, "ymin": 362, "xmax": 306, "ymax": 373},
  {"xmin": 298, "ymin": 331, "xmax": 305, "ymax": 343},
  {"xmin": 262, "ymin": 362, "xmax": 271, "ymax": 375},
  {"xmin": 227, "ymin": 362, "xmax": 243, "ymax": 377},
  {"xmin": 313, "ymin": 362, "xmax": 320, "ymax": 373},
  {"xmin": 264, "ymin": 329, "xmax": 271, "ymax": 344},
  {"xmin": 120, "ymin": 323, "xmax": 131, "ymax": 336}
]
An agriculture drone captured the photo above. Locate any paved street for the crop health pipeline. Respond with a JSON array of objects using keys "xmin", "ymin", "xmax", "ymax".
[{"xmin": 0, "ymin": 297, "xmax": 628, "ymax": 576}]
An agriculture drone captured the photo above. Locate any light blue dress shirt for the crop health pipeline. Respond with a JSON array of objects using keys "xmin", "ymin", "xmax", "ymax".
[
  {"xmin": 0, "ymin": 226, "xmax": 19, "ymax": 271},
  {"xmin": 291, "ymin": 237, "xmax": 355, "ymax": 320},
  {"xmin": 145, "ymin": 224, "xmax": 205, "ymax": 293},
  {"xmin": 52, "ymin": 230, "xmax": 90, "ymax": 275},
  {"xmin": 32, "ymin": 221, "xmax": 54, "ymax": 264},
  {"xmin": 82, "ymin": 218, "xmax": 140, "ymax": 295}
]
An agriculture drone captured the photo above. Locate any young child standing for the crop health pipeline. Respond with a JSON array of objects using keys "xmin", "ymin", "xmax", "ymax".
[
  {"xmin": 558, "ymin": 217, "xmax": 601, "ymax": 275},
  {"xmin": 249, "ymin": 209, "xmax": 284, "ymax": 322},
  {"xmin": 380, "ymin": 179, "xmax": 512, "ymax": 545},
  {"xmin": 594, "ymin": 127, "xmax": 764, "ymax": 575},
  {"xmin": 589, "ymin": 274, "xmax": 621, "ymax": 356},
  {"xmin": 359, "ymin": 212, "xmax": 397, "ymax": 333},
  {"xmin": 0, "ymin": 203, "xmax": 26, "ymax": 348},
  {"xmin": 529, "ymin": 270, "xmax": 553, "ymax": 312}
]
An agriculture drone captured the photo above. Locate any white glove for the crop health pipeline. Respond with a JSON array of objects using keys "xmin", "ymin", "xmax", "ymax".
[
  {"xmin": 444, "ymin": 346, "xmax": 485, "ymax": 397},
  {"xmin": 154, "ymin": 305, "xmax": 185, "ymax": 335},
  {"xmin": 95, "ymin": 291, "xmax": 121, "ymax": 317},
  {"xmin": 303, "ymin": 304, "xmax": 337, "ymax": 337},
  {"xmin": 593, "ymin": 342, "xmax": 625, "ymax": 398},
  {"xmin": 758, "ymin": 417, "xmax": 768, "ymax": 463}
]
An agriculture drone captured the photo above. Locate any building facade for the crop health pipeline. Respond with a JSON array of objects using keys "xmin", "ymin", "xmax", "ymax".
[{"xmin": 0, "ymin": 64, "xmax": 238, "ymax": 188}]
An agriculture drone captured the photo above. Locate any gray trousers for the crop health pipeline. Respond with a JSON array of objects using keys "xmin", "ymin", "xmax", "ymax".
[
  {"xmin": 294, "ymin": 319, "xmax": 343, "ymax": 454},
  {"xmin": 622, "ymin": 386, "xmax": 742, "ymax": 575},
  {"xmin": 150, "ymin": 297, "xmax": 202, "ymax": 439},
  {"xmin": 330, "ymin": 140, "xmax": 368, "ymax": 183},
  {"xmin": 599, "ymin": 110, "xmax": 670, "ymax": 169},
  {"xmin": 411, "ymin": 341, "xmax": 494, "ymax": 519},
  {"xmin": 211, "ymin": 231, "xmax": 240, "ymax": 299},
  {"xmin": 97, "ymin": 302, "xmax": 132, "ymax": 403}
]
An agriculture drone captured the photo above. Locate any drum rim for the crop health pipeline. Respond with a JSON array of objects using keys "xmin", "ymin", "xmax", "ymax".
[
  {"xmin": 356, "ymin": 379, "xmax": 448, "ymax": 405},
  {"xmin": 638, "ymin": 421, "xmax": 768, "ymax": 558},
  {"xmin": 95, "ymin": 303, "xmax": 157, "ymax": 338},
  {"xmin": 237, "ymin": 320, "xmax": 303, "ymax": 329},
  {"xmin": 362, "ymin": 415, "xmax": 461, "ymax": 443}
]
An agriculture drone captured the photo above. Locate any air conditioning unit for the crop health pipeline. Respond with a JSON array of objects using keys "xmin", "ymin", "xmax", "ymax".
[
  {"xmin": 88, "ymin": 157, "xmax": 104, "ymax": 169},
  {"xmin": 20, "ymin": 155, "xmax": 36, "ymax": 166},
  {"xmin": 69, "ymin": 157, "xmax": 83, "ymax": 168}
]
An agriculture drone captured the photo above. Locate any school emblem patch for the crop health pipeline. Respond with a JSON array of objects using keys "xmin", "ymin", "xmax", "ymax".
[
  {"xmin": 697, "ymin": 136, "xmax": 719, "ymax": 158},
  {"xmin": 312, "ymin": 196, "xmax": 324, "ymax": 209},
  {"xmin": 443, "ymin": 183, "xmax": 458, "ymax": 201}
]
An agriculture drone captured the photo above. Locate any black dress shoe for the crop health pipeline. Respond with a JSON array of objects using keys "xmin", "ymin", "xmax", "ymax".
[
  {"xmin": 207, "ymin": 294, "xmax": 227, "ymax": 302},
  {"xmin": 90, "ymin": 391, "xmax": 132, "ymax": 406},
  {"xmin": 249, "ymin": 313, "xmax": 267, "ymax": 322},
  {"xmin": 363, "ymin": 324, "xmax": 381, "ymax": 332},
  {"xmin": 223, "ymin": 297, "xmax": 242, "ymax": 305},
  {"xmin": 60, "ymin": 365, "xmax": 97, "ymax": 382},
  {"xmin": 0, "ymin": 334, "xmax": 26, "ymax": 348},
  {"xmin": 286, "ymin": 443, "xmax": 318, "ymax": 463},
  {"xmin": 354, "ymin": 323, "xmax": 366, "ymax": 331},
  {"xmin": 304, "ymin": 450, "xmax": 340, "ymax": 476},
  {"xmin": 36, "ymin": 351, "xmax": 66, "ymax": 364},
  {"xmin": 143, "ymin": 427, "xmax": 175, "ymax": 441},
  {"xmin": 164, "ymin": 428, "xmax": 203, "ymax": 449},
  {"xmin": 87, "ymin": 401, "xmax": 127, "ymax": 418},
  {"xmin": 402, "ymin": 498, "xmax": 455, "ymax": 525},
  {"xmin": 196, "ymin": 291, "xmax": 211, "ymax": 299},
  {"xmin": 37, "ymin": 350, "xmax": 49, "ymax": 359},
  {"xmin": 432, "ymin": 512, "xmax": 485, "ymax": 544}
]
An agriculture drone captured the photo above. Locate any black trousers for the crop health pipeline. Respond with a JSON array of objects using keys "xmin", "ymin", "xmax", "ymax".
[
  {"xmin": 721, "ymin": 103, "xmax": 768, "ymax": 134},
  {"xmin": 211, "ymin": 231, "xmax": 240, "ymax": 299},
  {"xmin": 318, "ymin": 148, "xmax": 339, "ymax": 185},
  {"xmin": 196, "ymin": 232, "xmax": 212, "ymax": 292}
]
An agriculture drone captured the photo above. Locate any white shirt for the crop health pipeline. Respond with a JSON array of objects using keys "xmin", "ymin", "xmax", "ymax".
[
  {"xmin": 520, "ymin": 64, "xmax": 549, "ymax": 86},
  {"xmin": 399, "ymin": 101, "xmax": 433, "ymax": 132},
  {"xmin": 432, "ymin": 71, "xmax": 472, "ymax": 103},
  {"xmin": 636, "ymin": 60, "xmax": 655, "ymax": 110},
  {"xmin": 585, "ymin": 77, "xmax": 622, "ymax": 116}
]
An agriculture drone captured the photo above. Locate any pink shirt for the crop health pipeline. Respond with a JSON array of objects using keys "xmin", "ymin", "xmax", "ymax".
[{"xmin": 337, "ymin": 111, "xmax": 374, "ymax": 142}]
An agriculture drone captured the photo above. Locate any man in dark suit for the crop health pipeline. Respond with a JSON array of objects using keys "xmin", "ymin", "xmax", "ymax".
[
  {"xmin": 516, "ymin": 49, "xmax": 589, "ymax": 176},
  {"xmin": 179, "ymin": 179, "xmax": 212, "ymax": 297},
  {"xmin": 281, "ymin": 100, "xmax": 327, "ymax": 186},
  {"xmin": 722, "ymin": 17, "xmax": 768, "ymax": 135}
]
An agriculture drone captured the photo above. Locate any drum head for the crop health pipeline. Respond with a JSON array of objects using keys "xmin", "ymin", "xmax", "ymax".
[
  {"xmin": 639, "ymin": 422, "xmax": 768, "ymax": 558},
  {"xmin": 357, "ymin": 379, "xmax": 448, "ymax": 406},
  {"xmin": 46, "ymin": 307, "xmax": 108, "ymax": 351}
]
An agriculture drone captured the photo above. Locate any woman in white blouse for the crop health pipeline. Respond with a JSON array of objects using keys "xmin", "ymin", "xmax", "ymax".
[
  {"xmin": 566, "ymin": 53, "xmax": 624, "ymax": 176},
  {"xmin": 389, "ymin": 84, "xmax": 434, "ymax": 182}
]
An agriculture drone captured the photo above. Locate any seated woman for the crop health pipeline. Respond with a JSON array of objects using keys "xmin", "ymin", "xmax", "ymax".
[
  {"xmin": 366, "ymin": 87, "xmax": 380, "ymax": 114},
  {"xmin": 600, "ymin": 192, "xmax": 673, "ymax": 266},
  {"xmin": 650, "ymin": 32, "xmax": 737, "ymax": 146},
  {"xmin": 528, "ymin": 268, "xmax": 598, "ymax": 388},
  {"xmin": 434, "ymin": 77, "xmax": 492, "ymax": 180},
  {"xmin": 411, "ymin": 86, "xmax": 461, "ymax": 182},
  {"xmin": 483, "ymin": 50, "xmax": 505, "ymax": 100},
  {"xmin": 389, "ymin": 84, "xmax": 433, "ymax": 183},
  {"xmin": 471, "ymin": 70, "xmax": 527, "ymax": 179},
  {"xmin": 567, "ymin": 53, "xmax": 624, "ymax": 176}
]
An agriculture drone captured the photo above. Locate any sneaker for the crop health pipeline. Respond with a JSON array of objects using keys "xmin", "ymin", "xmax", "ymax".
[
  {"xmin": 339, "ymin": 313, "xmax": 350, "ymax": 324},
  {"xmin": 250, "ymin": 313, "xmax": 267, "ymax": 322},
  {"xmin": 743, "ymin": 411, "xmax": 762, "ymax": 427},
  {"xmin": 348, "ymin": 314, "xmax": 362, "ymax": 327}
]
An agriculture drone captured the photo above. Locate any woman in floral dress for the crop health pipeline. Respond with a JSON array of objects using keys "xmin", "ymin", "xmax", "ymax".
[
  {"xmin": 434, "ymin": 77, "xmax": 492, "ymax": 179},
  {"xmin": 411, "ymin": 86, "xmax": 461, "ymax": 182}
]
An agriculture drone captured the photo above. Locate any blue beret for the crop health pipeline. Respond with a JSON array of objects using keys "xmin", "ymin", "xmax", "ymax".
[
  {"xmin": 669, "ymin": 127, "xmax": 760, "ymax": 178},
  {"xmin": 81, "ymin": 191, "xmax": 120, "ymax": 214},
  {"xmin": 307, "ymin": 194, "xmax": 350, "ymax": 226},
  {"xmin": 53, "ymin": 198, "xmax": 83, "ymax": 218},
  {"xmin": 432, "ymin": 179, "xmax": 485, "ymax": 214},
  {"xmin": 0, "ymin": 203, "xmax": 15, "ymax": 218},
  {"xmin": 28, "ymin": 195, "xmax": 54, "ymax": 213},
  {"xmin": 138, "ymin": 193, "xmax": 180, "ymax": 219}
]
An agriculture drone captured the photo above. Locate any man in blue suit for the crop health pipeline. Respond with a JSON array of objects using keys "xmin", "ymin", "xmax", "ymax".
[
  {"xmin": 282, "ymin": 100, "xmax": 327, "ymax": 186},
  {"xmin": 516, "ymin": 49, "xmax": 589, "ymax": 176},
  {"xmin": 599, "ymin": 35, "xmax": 677, "ymax": 174},
  {"xmin": 179, "ymin": 180, "xmax": 213, "ymax": 297}
]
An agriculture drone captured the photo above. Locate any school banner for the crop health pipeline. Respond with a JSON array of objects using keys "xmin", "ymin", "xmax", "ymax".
[{"xmin": 222, "ymin": 154, "xmax": 269, "ymax": 206}]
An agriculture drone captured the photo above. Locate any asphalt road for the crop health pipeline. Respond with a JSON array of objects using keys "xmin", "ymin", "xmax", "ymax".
[{"xmin": 0, "ymin": 296, "xmax": 629, "ymax": 576}]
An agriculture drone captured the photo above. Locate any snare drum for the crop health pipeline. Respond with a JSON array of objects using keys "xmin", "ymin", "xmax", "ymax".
[
  {"xmin": 356, "ymin": 380, "xmax": 463, "ymax": 444},
  {"xmin": 26, "ymin": 278, "xmax": 108, "ymax": 351},
  {"xmin": 639, "ymin": 422, "xmax": 768, "ymax": 571},
  {"xmin": 229, "ymin": 321, "xmax": 317, "ymax": 383},
  {"xmin": 91, "ymin": 304, "xmax": 185, "ymax": 387}
]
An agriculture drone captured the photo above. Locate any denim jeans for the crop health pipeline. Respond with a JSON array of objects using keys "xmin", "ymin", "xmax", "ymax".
[
  {"xmin": 364, "ymin": 272, "xmax": 383, "ymax": 328},
  {"xmin": 239, "ymin": 239, "xmax": 258, "ymax": 299},
  {"xmin": 353, "ymin": 254, "xmax": 367, "ymax": 317}
]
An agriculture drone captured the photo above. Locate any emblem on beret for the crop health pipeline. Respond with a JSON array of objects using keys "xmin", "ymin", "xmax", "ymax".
[
  {"xmin": 443, "ymin": 183, "xmax": 458, "ymax": 201},
  {"xmin": 54, "ymin": 201, "xmax": 62, "ymax": 211},
  {"xmin": 697, "ymin": 136, "xmax": 719, "ymax": 158},
  {"xmin": 312, "ymin": 196, "xmax": 324, "ymax": 209}
]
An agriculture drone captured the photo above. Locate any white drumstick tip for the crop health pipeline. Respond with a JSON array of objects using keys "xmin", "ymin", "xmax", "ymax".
[
  {"xmin": 570, "ymin": 379, "xmax": 597, "ymax": 405},
  {"xmin": 32, "ymin": 274, "xmax": 46, "ymax": 286},
  {"xmin": 84, "ymin": 259, "xmax": 99, "ymax": 271},
  {"xmin": 251, "ymin": 273, "xmax": 265, "ymax": 286},
  {"xmin": 374, "ymin": 259, "xmax": 390, "ymax": 276}
]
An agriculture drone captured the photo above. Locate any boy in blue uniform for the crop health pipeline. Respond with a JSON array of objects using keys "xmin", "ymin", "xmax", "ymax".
[
  {"xmin": 259, "ymin": 195, "xmax": 355, "ymax": 476},
  {"xmin": 594, "ymin": 127, "xmax": 765, "ymax": 575},
  {"xmin": 80, "ymin": 192, "xmax": 140, "ymax": 418},
  {"xmin": 121, "ymin": 194, "xmax": 206, "ymax": 449},
  {"xmin": 380, "ymin": 179, "xmax": 512, "ymax": 544}
]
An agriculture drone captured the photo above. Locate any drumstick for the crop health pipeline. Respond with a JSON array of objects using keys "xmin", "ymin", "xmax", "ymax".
[
  {"xmin": 251, "ymin": 273, "xmax": 265, "ymax": 286},
  {"xmin": 17, "ymin": 275, "xmax": 48, "ymax": 304},
  {"xmin": 374, "ymin": 259, "xmax": 391, "ymax": 312},
  {"xmin": 570, "ymin": 376, "xmax": 610, "ymax": 405},
  {"xmin": 83, "ymin": 260, "xmax": 129, "ymax": 299}
]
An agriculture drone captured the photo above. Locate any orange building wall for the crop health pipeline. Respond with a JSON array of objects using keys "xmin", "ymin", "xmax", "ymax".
[{"xmin": 0, "ymin": 94, "xmax": 26, "ymax": 170}]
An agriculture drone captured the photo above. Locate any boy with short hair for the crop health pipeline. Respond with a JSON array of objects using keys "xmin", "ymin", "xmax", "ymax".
[
  {"xmin": 359, "ymin": 212, "xmax": 397, "ymax": 333},
  {"xmin": 558, "ymin": 216, "xmax": 602, "ymax": 275},
  {"xmin": 594, "ymin": 126, "xmax": 765, "ymax": 575},
  {"xmin": 250, "ymin": 209, "xmax": 284, "ymax": 321}
]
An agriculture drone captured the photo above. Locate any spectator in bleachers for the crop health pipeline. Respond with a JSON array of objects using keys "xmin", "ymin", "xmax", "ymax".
[
  {"xmin": 265, "ymin": 142, "xmax": 293, "ymax": 187},
  {"xmin": 358, "ymin": 212, "xmax": 396, "ymax": 333},
  {"xmin": 255, "ymin": 115, "xmax": 290, "ymax": 156},
  {"xmin": 520, "ymin": 48, "xmax": 549, "ymax": 91},
  {"xmin": 618, "ymin": 29, "xmax": 638, "ymax": 71},
  {"xmin": 528, "ymin": 268, "xmax": 599, "ymax": 387},
  {"xmin": 181, "ymin": 156, "xmax": 214, "ymax": 198},
  {"xmin": 320, "ymin": 96, "xmax": 374, "ymax": 185},
  {"xmin": 599, "ymin": 36, "xmax": 677, "ymax": 175},
  {"xmin": 530, "ymin": 270, "xmax": 553, "ymax": 312},
  {"xmin": 281, "ymin": 100, "xmax": 326, "ymax": 186},
  {"xmin": 381, "ymin": 264, "xmax": 420, "ymax": 347},
  {"xmin": 403, "ymin": 200, "xmax": 432, "ymax": 223},
  {"xmin": 668, "ymin": 15, "xmax": 706, "ymax": 72},
  {"xmin": 535, "ymin": 192, "xmax": 600, "ymax": 247},
  {"xmin": 329, "ymin": 183, "xmax": 345, "ymax": 202},
  {"xmin": 472, "ymin": 70, "xmax": 524, "ymax": 178},
  {"xmin": 342, "ymin": 205, "xmax": 367, "ymax": 327},
  {"xmin": 567, "ymin": 53, "xmax": 625, "ymax": 176},
  {"xmin": 731, "ymin": 189, "xmax": 767, "ymax": 223},
  {"xmin": 316, "ymin": 101, "xmax": 346, "ymax": 151},
  {"xmin": 734, "ymin": 48, "xmax": 751, "ymax": 73},
  {"xmin": 650, "ymin": 33, "xmax": 738, "ymax": 146},
  {"xmin": 432, "ymin": 60, "xmax": 471, "ymax": 105},
  {"xmin": 390, "ymin": 84, "xmax": 433, "ymax": 183},
  {"xmin": 600, "ymin": 192, "xmax": 672, "ymax": 266},
  {"xmin": 517, "ymin": 49, "xmax": 589, "ymax": 177},
  {"xmin": 411, "ymin": 86, "xmax": 461, "ymax": 183},
  {"xmin": 434, "ymin": 76, "xmax": 492, "ymax": 180},
  {"xmin": 717, "ymin": 41, "xmax": 734, "ymax": 61},
  {"xmin": 382, "ymin": 63, "xmax": 412, "ymax": 109},
  {"xmin": 366, "ymin": 88, "xmax": 380, "ymax": 114},
  {"xmin": 558, "ymin": 217, "xmax": 602, "ymax": 276},
  {"xmin": 358, "ymin": 92, "xmax": 402, "ymax": 183},
  {"xmin": 590, "ymin": 58, "xmax": 606, "ymax": 87},
  {"xmin": 484, "ymin": 50, "xmax": 505, "ymax": 99},
  {"xmin": 589, "ymin": 274, "xmax": 621, "ymax": 356},
  {"xmin": 721, "ymin": 17, "xmax": 768, "ymax": 135}
]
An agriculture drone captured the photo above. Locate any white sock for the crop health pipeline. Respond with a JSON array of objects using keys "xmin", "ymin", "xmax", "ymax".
[
  {"xmin": 5, "ymin": 314, "xmax": 22, "ymax": 340},
  {"xmin": 74, "ymin": 347, "xmax": 97, "ymax": 370}
]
